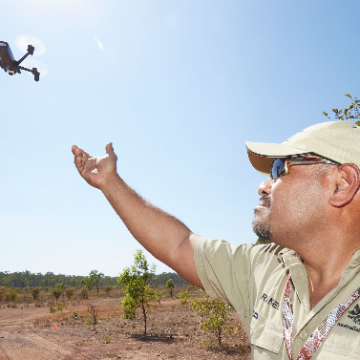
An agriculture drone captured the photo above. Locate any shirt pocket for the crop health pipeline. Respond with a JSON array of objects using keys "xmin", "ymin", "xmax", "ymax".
[
  {"xmin": 249, "ymin": 315, "xmax": 283, "ymax": 354},
  {"xmin": 315, "ymin": 320, "xmax": 360, "ymax": 359},
  {"xmin": 316, "ymin": 343, "xmax": 360, "ymax": 359},
  {"xmin": 317, "ymin": 349, "xmax": 360, "ymax": 360}
]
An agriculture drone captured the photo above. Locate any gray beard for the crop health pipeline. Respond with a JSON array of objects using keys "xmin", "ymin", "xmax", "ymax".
[
  {"xmin": 252, "ymin": 217, "xmax": 271, "ymax": 240},
  {"xmin": 252, "ymin": 196, "xmax": 272, "ymax": 240}
]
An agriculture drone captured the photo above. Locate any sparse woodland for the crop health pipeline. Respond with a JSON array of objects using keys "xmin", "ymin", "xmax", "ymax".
[
  {"xmin": 0, "ymin": 282, "xmax": 250, "ymax": 359},
  {"xmin": 0, "ymin": 253, "xmax": 250, "ymax": 359}
]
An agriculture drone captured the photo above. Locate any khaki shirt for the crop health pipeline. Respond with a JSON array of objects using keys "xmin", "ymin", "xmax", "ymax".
[{"xmin": 194, "ymin": 238, "xmax": 360, "ymax": 359}]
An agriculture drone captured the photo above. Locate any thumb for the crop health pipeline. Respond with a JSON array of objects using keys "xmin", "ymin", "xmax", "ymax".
[{"xmin": 105, "ymin": 142, "xmax": 117, "ymax": 159}]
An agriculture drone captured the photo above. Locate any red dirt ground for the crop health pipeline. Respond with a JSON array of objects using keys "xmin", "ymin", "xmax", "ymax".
[{"xmin": 0, "ymin": 298, "xmax": 251, "ymax": 360}]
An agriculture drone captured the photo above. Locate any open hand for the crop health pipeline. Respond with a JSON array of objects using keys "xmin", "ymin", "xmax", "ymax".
[{"xmin": 71, "ymin": 142, "xmax": 118, "ymax": 189}]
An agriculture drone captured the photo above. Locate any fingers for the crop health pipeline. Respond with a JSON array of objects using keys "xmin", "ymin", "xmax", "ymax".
[
  {"xmin": 72, "ymin": 145, "xmax": 91, "ymax": 173},
  {"xmin": 71, "ymin": 145, "xmax": 78, "ymax": 155},
  {"xmin": 105, "ymin": 142, "xmax": 117, "ymax": 160},
  {"xmin": 105, "ymin": 142, "xmax": 114, "ymax": 154},
  {"xmin": 72, "ymin": 143, "xmax": 116, "ymax": 177}
]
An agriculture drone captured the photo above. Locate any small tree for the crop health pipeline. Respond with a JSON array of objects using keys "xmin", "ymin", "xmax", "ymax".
[
  {"xmin": 65, "ymin": 287, "xmax": 74, "ymax": 300},
  {"xmin": 79, "ymin": 287, "xmax": 89, "ymax": 300},
  {"xmin": 166, "ymin": 279, "xmax": 175, "ymax": 298},
  {"xmin": 56, "ymin": 282, "xmax": 66, "ymax": 302},
  {"xmin": 81, "ymin": 276, "xmax": 94, "ymax": 291},
  {"xmin": 31, "ymin": 287, "xmax": 40, "ymax": 300},
  {"xmin": 49, "ymin": 302, "xmax": 67, "ymax": 314},
  {"xmin": 52, "ymin": 288, "xmax": 62, "ymax": 302},
  {"xmin": 104, "ymin": 285, "xmax": 113, "ymax": 297},
  {"xmin": 178, "ymin": 290, "xmax": 191, "ymax": 305},
  {"xmin": 85, "ymin": 304, "xmax": 98, "ymax": 330},
  {"xmin": 57, "ymin": 302, "xmax": 67, "ymax": 313},
  {"xmin": 181, "ymin": 289, "xmax": 237, "ymax": 348},
  {"xmin": 118, "ymin": 250, "xmax": 163, "ymax": 335},
  {"xmin": 88, "ymin": 270, "xmax": 104, "ymax": 293}
]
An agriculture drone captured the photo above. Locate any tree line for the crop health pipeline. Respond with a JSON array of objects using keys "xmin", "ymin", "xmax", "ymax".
[{"xmin": 0, "ymin": 270, "xmax": 188, "ymax": 290}]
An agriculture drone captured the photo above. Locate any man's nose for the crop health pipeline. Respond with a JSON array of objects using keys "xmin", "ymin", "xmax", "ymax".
[{"xmin": 258, "ymin": 178, "xmax": 272, "ymax": 196}]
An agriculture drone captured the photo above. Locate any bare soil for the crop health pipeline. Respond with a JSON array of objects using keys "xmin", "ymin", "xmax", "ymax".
[{"xmin": 0, "ymin": 295, "xmax": 251, "ymax": 360}]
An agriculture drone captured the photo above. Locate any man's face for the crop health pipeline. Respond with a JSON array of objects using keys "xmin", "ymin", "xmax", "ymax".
[{"xmin": 252, "ymin": 161, "xmax": 331, "ymax": 245}]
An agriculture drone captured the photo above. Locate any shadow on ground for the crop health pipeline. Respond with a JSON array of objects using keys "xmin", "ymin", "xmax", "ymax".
[{"xmin": 131, "ymin": 333, "xmax": 176, "ymax": 343}]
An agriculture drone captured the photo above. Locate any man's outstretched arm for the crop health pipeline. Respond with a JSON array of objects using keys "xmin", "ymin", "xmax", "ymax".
[{"xmin": 71, "ymin": 142, "xmax": 203, "ymax": 288}]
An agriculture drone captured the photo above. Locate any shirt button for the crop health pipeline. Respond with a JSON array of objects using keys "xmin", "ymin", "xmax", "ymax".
[{"xmin": 299, "ymin": 331, "xmax": 308, "ymax": 340}]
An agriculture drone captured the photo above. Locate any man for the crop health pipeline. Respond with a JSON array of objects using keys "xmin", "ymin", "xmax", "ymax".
[{"xmin": 72, "ymin": 120, "xmax": 360, "ymax": 359}]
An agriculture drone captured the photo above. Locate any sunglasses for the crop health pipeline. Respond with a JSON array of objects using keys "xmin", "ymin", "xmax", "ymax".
[{"xmin": 270, "ymin": 156, "xmax": 339, "ymax": 181}]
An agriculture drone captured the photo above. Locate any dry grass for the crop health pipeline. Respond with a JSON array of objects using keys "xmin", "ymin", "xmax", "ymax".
[{"xmin": 0, "ymin": 289, "xmax": 251, "ymax": 360}]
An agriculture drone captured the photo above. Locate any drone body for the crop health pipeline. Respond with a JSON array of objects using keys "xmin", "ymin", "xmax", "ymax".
[{"xmin": 0, "ymin": 41, "xmax": 40, "ymax": 81}]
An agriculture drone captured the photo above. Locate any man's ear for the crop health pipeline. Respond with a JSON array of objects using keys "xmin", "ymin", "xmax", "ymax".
[{"xmin": 329, "ymin": 164, "xmax": 360, "ymax": 208}]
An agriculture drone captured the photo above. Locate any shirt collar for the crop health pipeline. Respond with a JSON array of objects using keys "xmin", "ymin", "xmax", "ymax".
[
  {"xmin": 277, "ymin": 247, "xmax": 360, "ymax": 309},
  {"xmin": 277, "ymin": 247, "xmax": 360, "ymax": 268}
]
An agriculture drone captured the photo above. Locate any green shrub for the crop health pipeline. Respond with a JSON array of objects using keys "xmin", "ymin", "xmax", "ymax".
[
  {"xmin": 31, "ymin": 287, "xmax": 40, "ymax": 300},
  {"xmin": 52, "ymin": 289, "xmax": 62, "ymax": 301},
  {"xmin": 65, "ymin": 287, "xmax": 74, "ymax": 300},
  {"xmin": 79, "ymin": 287, "xmax": 89, "ymax": 300},
  {"xmin": 166, "ymin": 279, "xmax": 175, "ymax": 298},
  {"xmin": 104, "ymin": 285, "xmax": 113, "ymax": 296},
  {"xmin": 56, "ymin": 302, "xmax": 67, "ymax": 313},
  {"xmin": 181, "ymin": 289, "xmax": 238, "ymax": 348},
  {"xmin": 0, "ymin": 287, "xmax": 6, "ymax": 301},
  {"xmin": 5, "ymin": 289, "xmax": 17, "ymax": 301}
]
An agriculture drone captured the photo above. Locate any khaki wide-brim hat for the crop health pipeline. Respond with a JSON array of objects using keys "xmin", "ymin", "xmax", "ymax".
[{"xmin": 246, "ymin": 121, "xmax": 360, "ymax": 176}]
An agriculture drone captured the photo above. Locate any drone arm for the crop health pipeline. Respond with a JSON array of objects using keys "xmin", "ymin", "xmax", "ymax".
[
  {"xmin": 18, "ymin": 65, "xmax": 40, "ymax": 82},
  {"xmin": 15, "ymin": 45, "xmax": 35, "ymax": 66},
  {"xmin": 18, "ymin": 65, "xmax": 32, "ymax": 73},
  {"xmin": 16, "ymin": 52, "xmax": 31, "ymax": 66}
]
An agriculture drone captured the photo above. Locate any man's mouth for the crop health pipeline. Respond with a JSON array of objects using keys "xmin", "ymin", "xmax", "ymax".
[{"xmin": 258, "ymin": 196, "xmax": 271, "ymax": 208}]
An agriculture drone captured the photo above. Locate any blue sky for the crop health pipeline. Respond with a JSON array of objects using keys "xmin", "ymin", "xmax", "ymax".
[{"xmin": 1, "ymin": 0, "xmax": 359, "ymax": 276}]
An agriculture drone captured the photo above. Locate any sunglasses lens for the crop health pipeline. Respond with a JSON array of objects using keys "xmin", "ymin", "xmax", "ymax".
[{"xmin": 271, "ymin": 158, "xmax": 286, "ymax": 180}]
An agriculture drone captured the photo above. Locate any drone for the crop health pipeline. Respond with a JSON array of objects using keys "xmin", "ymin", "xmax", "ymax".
[{"xmin": 0, "ymin": 41, "xmax": 40, "ymax": 81}]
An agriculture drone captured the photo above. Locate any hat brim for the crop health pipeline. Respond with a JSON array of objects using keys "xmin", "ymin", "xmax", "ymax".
[{"xmin": 245, "ymin": 141, "xmax": 309, "ymax": 175}]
